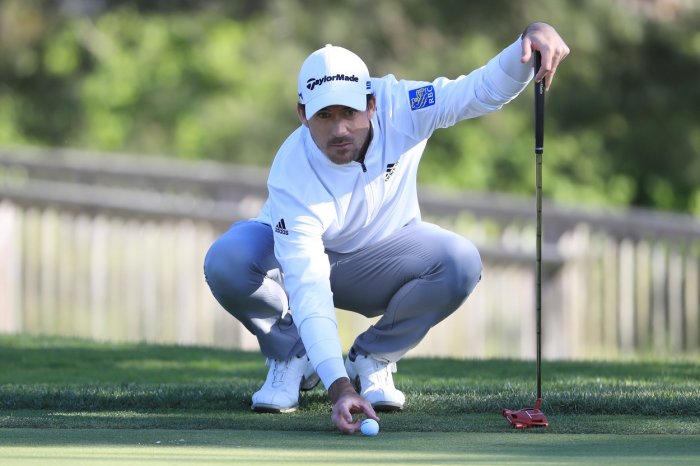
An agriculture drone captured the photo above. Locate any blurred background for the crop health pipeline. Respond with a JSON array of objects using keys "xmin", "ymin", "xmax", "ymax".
[{"xmin": 0, "ymin": 0, "xmax": 698, "ymax": 360}]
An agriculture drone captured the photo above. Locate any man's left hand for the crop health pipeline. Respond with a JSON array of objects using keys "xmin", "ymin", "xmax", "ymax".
[{"xmin": 521, "ymin": 22, "xmax": 571, "ymax": 91}]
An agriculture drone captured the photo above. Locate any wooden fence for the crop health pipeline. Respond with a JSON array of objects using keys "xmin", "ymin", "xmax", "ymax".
[{"xmin": 1, "ymin": 147, "xmax": 699, "ymax": 359}]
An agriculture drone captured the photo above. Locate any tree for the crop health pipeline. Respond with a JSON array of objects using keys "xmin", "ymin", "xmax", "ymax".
[{"xmin": 1, "ymin": 0, "xmax": 698, "ymax": 214}]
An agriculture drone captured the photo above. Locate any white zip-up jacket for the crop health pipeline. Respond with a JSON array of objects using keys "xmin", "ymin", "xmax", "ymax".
[{"xmin": 255, "ymin": 39, "xmax": 534, "ymax": 388}]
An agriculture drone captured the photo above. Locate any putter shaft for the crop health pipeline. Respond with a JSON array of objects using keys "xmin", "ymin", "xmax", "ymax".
[{"xmin": 534, "ymin": 52, "xmax": 545, "ymax": 402}]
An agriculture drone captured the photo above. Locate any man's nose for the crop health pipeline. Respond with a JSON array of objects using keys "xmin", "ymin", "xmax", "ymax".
[{"xmin": 331, "ymin": 117, "xmax": 350, "ymax": 136}]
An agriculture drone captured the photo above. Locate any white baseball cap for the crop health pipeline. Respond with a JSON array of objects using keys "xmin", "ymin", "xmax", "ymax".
[{"xmin": 297, "ymin": 44, "xmax": 372, "ymax": 119}]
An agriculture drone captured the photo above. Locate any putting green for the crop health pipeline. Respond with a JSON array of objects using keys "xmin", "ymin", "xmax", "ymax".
[{"xmin": 1, "ymin": 429, "xmax": 699, "ymax": 465}]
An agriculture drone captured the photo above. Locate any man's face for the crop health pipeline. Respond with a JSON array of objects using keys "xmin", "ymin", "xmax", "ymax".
[{"xmin": 298, "ymin": 98, "xmax": 376, "ymax": 165}]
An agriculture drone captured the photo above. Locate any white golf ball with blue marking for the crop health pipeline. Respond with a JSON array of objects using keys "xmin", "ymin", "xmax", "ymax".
[{"xmin": 360, "ymin": 418, "xmax": 379, "ymax": 436}]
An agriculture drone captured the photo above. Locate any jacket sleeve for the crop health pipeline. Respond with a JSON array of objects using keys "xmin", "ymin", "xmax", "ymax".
[
  {"xmin": 267, "ymin": 186, "xmax": 348, "ymax": 389},
  {"xmin": 389, "ymin": 37, "xmax": 533, "ymax": 141}
]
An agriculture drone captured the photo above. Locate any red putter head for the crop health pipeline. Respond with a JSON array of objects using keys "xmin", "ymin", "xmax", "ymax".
[{"xmin": 502, "ymin": 398, "xmax": 549, "ymax": 429}]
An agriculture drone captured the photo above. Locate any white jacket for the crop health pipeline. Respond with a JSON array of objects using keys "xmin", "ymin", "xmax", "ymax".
[{"xmin": 255, "ymin": 38, "xmax": 533, "ymax": 388}]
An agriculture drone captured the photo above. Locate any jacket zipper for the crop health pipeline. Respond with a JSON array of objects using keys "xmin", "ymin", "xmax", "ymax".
[{"xmin": 358, "ymin": 158, "xmax": 376, "ymax": 221}]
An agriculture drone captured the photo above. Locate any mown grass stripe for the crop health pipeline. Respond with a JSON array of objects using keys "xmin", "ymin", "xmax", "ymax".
[{"xmin": 1, "ymin": 334, "xmax": 699, "ymax": 434}]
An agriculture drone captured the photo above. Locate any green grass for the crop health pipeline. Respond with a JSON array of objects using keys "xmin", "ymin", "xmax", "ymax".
[
  {"xmin": 1, "ymin": 333, "xmax": 699, "ymax": 434},
  {"xmin": 2, "ymin": 429, "xmax": 700, "ymax": 466},
  {"xmin": 1, "ymin": 334, "xmax": 700, "ymax": 465}
]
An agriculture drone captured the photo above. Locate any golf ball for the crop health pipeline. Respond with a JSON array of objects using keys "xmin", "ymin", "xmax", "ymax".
[{"xmin": 360, "ymin": 418, "xmax": 379, "ymax": 436}]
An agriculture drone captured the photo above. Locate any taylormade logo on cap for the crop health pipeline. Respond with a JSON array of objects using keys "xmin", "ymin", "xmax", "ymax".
[
  {"xmin": 298, "ymin": 44, "xmax": 372, "ymax": 119},
  {"xmin": 306, "ymin": 74, "xmax": 360, "ymax": 91}
]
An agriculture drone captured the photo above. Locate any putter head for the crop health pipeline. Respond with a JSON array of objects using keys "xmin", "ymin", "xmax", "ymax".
[
  {"xmin": 503, "ymin": 400, "xmax": 549, "ymax": 429},
  {"xmin": 503, "ymin": 407, "xmax": 549, "ymax": 429}
]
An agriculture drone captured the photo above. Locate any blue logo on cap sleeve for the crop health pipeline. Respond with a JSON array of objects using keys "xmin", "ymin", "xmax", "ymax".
[{"xmin": 409, "ymin": 85, "xmax": 435, "ymax": 110}]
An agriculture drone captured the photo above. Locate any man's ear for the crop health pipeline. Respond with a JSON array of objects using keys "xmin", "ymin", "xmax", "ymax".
[
  {"xmin": 366, "ymin": 95, "xmax": 377, "ymax": 118},
  {"xmin": 297, "ymin": 104, "xmax": 309, "ymax": 127}
]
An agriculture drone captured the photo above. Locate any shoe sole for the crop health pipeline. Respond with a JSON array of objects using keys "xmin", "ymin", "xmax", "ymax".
[
  {"xmin": 300, "ymin": 373, "xmax": 321, "ymax": 391},
  {"xmin": 251, "ymin": 403, "xmax": 298, "ymax": 414},
  {"xmin": 372, "ymin": 402, "xmax": 404, "ymax": 412}
]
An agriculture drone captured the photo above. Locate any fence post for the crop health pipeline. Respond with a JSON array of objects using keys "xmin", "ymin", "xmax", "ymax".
[
  {"xmin": 668, "ymin": 245, "xmax": 684, "ymax": 353},
  {"xmin": 635, "ymin": 241, "xmax": 652, "ymax": 352},
  {"xmin": 0, "ymin": 202, "xmax": 22, "ymax": 333},
  {"xmin": 618, "ymin": 238, "xmax": 636, "ymax": 355},
  {"xmin": 602, "ymin": 236, "xmax": 619, "ymax": 356},
  {"xmin": 651, "ymin": 241, "xmax": 668, "ymax": 354},
  {"xmin": 684, "ymin": 246, "xmax": 700, "ymax": 351}
]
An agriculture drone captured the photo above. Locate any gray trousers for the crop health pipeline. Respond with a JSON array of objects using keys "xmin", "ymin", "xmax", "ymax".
[{"xmin": 203, "ymin": 220, "xmax": 482, "ymax": 363}]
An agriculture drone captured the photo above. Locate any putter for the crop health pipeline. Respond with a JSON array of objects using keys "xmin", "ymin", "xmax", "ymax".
[{"xmin": 503, "ymin": 51, "xmax": 549, "ymax": 429}]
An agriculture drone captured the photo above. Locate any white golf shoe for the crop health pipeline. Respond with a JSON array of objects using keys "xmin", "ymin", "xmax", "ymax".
[
  {"xmin": 345, "ymin": 354, "xmax": 405, "ymax": 411},
  {"xmin": 251, "ymin": 355, "xmax": 320, "ymax": 413}
]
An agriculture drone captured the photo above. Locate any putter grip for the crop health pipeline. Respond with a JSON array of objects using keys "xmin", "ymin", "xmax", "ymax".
[{"xmin": 534, "ymin": 51, "xmax": 545, "ymax": 155}]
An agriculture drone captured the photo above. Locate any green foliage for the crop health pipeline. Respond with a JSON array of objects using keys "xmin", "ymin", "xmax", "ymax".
[{"xmin": 0, "ymin": 0, "xmax": 698, "ymax": 213}]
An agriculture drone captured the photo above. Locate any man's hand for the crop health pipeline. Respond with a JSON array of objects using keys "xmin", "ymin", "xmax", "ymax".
[
  {"xmin": 328, "ymin": 377, "xmax": 379, "ymax": 434},
  {"xmin": 521, "ymin": 22, "xmax": 570, "ymax": 91}
]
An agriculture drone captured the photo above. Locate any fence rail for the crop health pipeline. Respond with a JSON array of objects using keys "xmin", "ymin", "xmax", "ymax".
[{"xmin": 1, "ymin": 147, "xmax": 699, "ymax": 359}]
